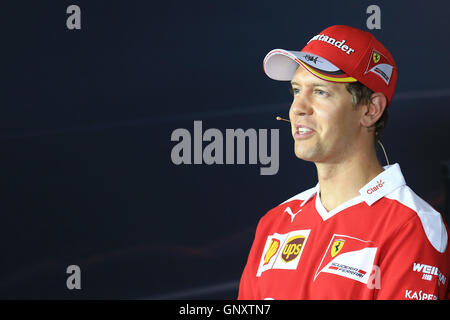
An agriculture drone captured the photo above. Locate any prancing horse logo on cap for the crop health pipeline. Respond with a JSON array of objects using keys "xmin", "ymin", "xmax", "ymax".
[
  {"xmin": 373, "ymin": 52, "xmax": 381, "ymax": 63},
  {"xmin": 364, "ymin": 49, "xmax": 394, "ymax": 85}
]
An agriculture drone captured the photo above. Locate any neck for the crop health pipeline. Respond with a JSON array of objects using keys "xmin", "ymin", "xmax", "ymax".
[{"xmin": 315, "ymin": 146, "xmax": 384, "ymax": 212}]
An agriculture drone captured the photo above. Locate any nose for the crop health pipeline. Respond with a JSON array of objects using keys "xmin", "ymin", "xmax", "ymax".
[{"xmin": 290, "ymin": 91, "xmax": 313, "ymax": 117}]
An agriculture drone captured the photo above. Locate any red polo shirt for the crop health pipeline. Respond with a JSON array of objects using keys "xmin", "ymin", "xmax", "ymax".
[{"xmin": 238, "ymin": 163, "xmax": 449, "ymax": 300}]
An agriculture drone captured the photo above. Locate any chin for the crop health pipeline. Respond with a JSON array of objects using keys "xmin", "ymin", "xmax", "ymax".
[
  {"xmin": 294, "ymin": 147, "xmax": 313, "ymax": 161},
  {"xmin": 293, "ymin": 142, "xmax": 322, "ymax": 162}
]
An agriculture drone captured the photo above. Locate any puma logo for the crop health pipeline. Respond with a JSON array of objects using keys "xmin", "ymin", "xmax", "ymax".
[{"xmin": 284, "ymin": 206, "xmax": 303, "ymax": 223}]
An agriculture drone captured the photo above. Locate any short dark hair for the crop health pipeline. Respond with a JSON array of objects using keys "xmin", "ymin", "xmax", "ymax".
[{"xmin": 345, "ymin": 82, "xmax": 388, "ymax": 142}]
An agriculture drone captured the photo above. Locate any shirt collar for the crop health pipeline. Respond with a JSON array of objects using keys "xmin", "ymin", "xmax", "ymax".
[
  {"xmin": 300, "ymin": 163, "xmax": 406, "ymax": 207},
  {"xmin": 358, "ymin": 163, "xmax": 406, "ymax": 206}
]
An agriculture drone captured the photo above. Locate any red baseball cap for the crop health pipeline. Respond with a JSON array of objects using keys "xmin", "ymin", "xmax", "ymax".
[{"xmin": 263, "ymin": 25, "xmax": 398, "ymax": 105}]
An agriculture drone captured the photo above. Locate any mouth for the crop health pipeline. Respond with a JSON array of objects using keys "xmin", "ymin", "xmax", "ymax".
[{"xmin": 293, "ymin": 124, "xmax": 315, "ymax": 139}]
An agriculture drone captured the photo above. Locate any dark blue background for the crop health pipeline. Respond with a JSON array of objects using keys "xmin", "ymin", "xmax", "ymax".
[{"xmin": 0, "ymin": 0, "xmax": 448, "ymax": 299}]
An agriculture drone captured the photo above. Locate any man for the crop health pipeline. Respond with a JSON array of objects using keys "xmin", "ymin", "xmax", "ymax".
[{"xmin": 238, "ymin": 25, "xmax": 449, "ymax": 300}]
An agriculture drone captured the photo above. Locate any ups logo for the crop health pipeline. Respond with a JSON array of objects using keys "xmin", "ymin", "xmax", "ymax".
[{"xmin": 281, "ymin": 236, "xmax": 306, "ymax": 263}]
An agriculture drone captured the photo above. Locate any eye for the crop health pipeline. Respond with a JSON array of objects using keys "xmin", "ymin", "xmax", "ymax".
[
  {"xmin": 315, "ymin": 89, "xmax": 329, "ymax": 96},
  {"xmin": 290, "ymin": 87, "xmax": 300, "ymax": 96}
]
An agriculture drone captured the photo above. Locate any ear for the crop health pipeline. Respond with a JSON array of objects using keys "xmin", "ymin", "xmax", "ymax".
[{"xmin": 360, "ymin": 92, "xmax": 387, "ymax": 128}]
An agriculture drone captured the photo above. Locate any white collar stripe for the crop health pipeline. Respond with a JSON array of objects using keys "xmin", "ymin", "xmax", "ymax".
[{"xmin": 280, "ymin": 163, "xmax": 407, "ymax": 220}]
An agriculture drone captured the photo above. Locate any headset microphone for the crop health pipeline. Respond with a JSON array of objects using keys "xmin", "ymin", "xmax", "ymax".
[
  {"xmin": 377, "ymin": 140, "xmax": 390, "ymax": 166},
  {"xmin": 276, "ymin": 116, "xmax": 290, "ymax": 123}
]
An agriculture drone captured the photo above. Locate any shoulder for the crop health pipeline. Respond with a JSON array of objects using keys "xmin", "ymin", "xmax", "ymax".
[
  {"xmin": 384, "ymin": 184, "xmax": 448, "ymax": 253},
  {"xmin": 257, "ymin": 185, "xmax": 317, "ymax": 225},
  {"xmin": 279, "ymin": 185, "xmax": 318, "ymax": 206}
]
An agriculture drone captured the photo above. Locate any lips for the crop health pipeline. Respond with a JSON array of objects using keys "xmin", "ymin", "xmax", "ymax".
[
  {"xmin": 294, "ymin": 124, "xmax": 315, "ymax": 132},
  {"xmin": 293, "ymin": 124, "xmax": 315, "ymax": 139}
]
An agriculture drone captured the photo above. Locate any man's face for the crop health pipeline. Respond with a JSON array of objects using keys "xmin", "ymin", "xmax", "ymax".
[{"xmin": 289, "ymin": 66, "xmax": 362, "ymax": 163}]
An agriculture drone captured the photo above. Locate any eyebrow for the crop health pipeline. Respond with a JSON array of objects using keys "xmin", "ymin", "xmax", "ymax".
[{"xmin": 290, "ymin": 81, "xmax": 330, "ymax": 88}]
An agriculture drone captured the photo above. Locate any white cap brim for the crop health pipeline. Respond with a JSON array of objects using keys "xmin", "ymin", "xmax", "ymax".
[{"xmin": 263, "ymin": 49, "xmax": 356, "ymax": 82}]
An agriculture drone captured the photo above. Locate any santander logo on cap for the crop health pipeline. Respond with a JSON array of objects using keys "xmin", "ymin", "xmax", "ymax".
[{"xmin": 307, "ymin": 33, "xmax": 356, "ymax": 55}]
